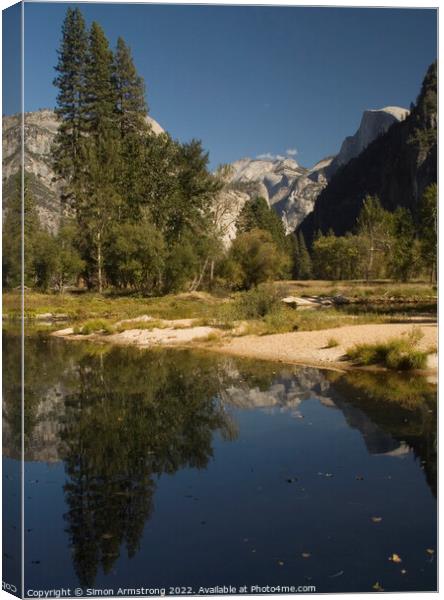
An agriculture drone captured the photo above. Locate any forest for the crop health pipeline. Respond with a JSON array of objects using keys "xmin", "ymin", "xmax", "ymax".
[{"xmin": 2, "ymin": 8, "xmax": 437, "ymax": 295}]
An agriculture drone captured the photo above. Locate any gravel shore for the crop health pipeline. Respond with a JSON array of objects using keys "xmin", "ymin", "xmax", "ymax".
[{"xmin": 212, "ymin": 322, "xmax": 437, "ymax": 372}]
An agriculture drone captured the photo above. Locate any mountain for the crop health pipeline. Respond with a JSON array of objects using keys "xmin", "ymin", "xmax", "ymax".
[
  {"xmin": 2, "ymin": 109, "xmax": 164, "ymax": 232},
  {"xmin": 299, "ymin": 62, "xmax": 437, "ymax": 243},
  {"xmin": 222, "ymin": 156, "xmax": 332, "ymax": 234},
  {"xmin": 3, "ymin": 99, "xmax": 411, "ymax": 238},
  {"xmin": 326, "ymin": 106, "xmax": 409, "ymax": 176},
  {"xmin": 222, "ymin": 105, "xmax": 409, "ymax": 235}
]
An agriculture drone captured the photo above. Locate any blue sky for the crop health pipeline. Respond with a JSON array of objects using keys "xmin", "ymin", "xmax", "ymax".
[{"xmin": 10, "ymin": 3, "xmax": 439, "ymax": 168}]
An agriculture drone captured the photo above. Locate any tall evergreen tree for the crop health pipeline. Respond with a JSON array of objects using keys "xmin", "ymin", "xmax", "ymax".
[
  {"xmin": 84, "ymin": 21, "xmax": 117, "ymax": 136},
  {"xmin": 291, "ymin": 233, "xmax": 301, "ymax": 279},
  {"xmin": 113, "ymin": 37, "xmax": 147, "ymax": 136},
  {"xmin": 297, "ymin": 232, "xmax": 312, "ymax": 280},
  {"xmin": 76, "ymin": 131, "xmax": 122, "ymax": 292},
  {"xmin": 236, "ymin": 196, "xmax": 287, "ymax": 251},
  {"xmin": 419, "ymin": 183, "xmax": 437, "ymax": 283},
  {"xmin": 53, "ymin": 8, "xmax": 88, "ymax": 191}
]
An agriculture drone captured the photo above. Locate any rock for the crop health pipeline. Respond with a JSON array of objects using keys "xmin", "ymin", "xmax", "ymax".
[
  {"xmin": 3, "ymin": 110, "xmax": 164, "ymax": 233},
  {"xmin": 332, "ymin": 295, "xmax": 350, "ymax": 305},
  {"xmin": 282, "ymin": 296, "xmax": 317, "ymax": 308},
  {"xmin": 327, "ymin": 107, "xmax": 409, "ymax": 175}
]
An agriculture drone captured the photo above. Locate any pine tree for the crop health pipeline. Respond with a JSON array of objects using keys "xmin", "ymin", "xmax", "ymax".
[
  {"xmin": 113, "ymin": 37, "xmax": 147, "ymax": 136},
  {"xmin": 297, "ymin": 231, "xmax": 312, "ymax": 279},
  {"xmin": 419, "ymin": 183, "xmax": 437, "ymax": 282},
  {"xmin": 291, "ymin": 233, "xmax": 300, "ymax": 279},
  {"xmin": 236, "ymin": 196, "xmax": 287, "ymax": 251},
  {"xmin": 84, "ymin": 21, "xmax": 117, "ymax": 136},
  {"xmin": 53, "ymin": 8, "xmax": 88, "ymax": 189},
  {"xmin": 76, "ymin": 130, "xmax": 122, "ymax": 293}
]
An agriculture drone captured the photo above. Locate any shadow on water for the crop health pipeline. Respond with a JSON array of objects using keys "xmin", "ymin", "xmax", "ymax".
[{"xmin": 2, "ymin": 331, "xmax": 437, "ymax": 593}]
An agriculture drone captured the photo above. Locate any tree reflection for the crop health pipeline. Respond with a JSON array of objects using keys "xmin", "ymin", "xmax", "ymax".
[{"xmin": 59, "ymin": 347, "xmax": 237, "ymax": 586}]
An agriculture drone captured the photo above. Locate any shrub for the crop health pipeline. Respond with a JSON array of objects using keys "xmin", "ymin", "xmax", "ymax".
[
  {"xmin": 325, "ymin": 337, "xmax": 339, "ymax": 348},
  {"xmin": 227, "ymin": 228, "xmax": 291, "ymax": 289},
  {"xmin": 346, "ymin": 329, "xmax": 428, "ymax": 370},
  {"xmin": 78, "ymin": 319, "xmax": 114, "ymax": 335},
  {"xmin": 233, "ymin": 284, "xmax": 282, "ymax": 319}
]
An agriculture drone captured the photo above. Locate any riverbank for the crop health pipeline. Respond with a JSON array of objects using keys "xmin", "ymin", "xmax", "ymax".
[
  {"xmin": 207, "ymin": 322, "xmax": 437, "ymax": 373},
  {"xmin": 5, "ymin": 282, "xmax": 437, "ymax": 373},
  {"xmin": 51, "ymin": 319, "xmax": 437, "ymax": 375}
]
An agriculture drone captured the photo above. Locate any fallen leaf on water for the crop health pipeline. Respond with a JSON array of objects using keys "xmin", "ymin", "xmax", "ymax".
[
  {"xmin": 302, "ymin": 552, "xmax": 311, "ymax": 559},
  {"xmin": 372, "ymin": 582, "xmax": 384, "ymax": 592},
  {"xmin": 389, "ymin": 553, "xmax": 402, "ymax": 563},
  {"xmin": 329, "ymin": 570, "xmax": 344, "ymax": 578},
  {"xmin": 426, "ymin": 548, "xmax": 435, "ymax": 555},
  {"xmin": 371, "ymin": 517, "xmax": 383, "ymax": 523}
]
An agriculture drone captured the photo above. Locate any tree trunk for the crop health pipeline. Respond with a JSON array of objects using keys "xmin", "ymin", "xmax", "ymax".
[
  {"xmin": 190, "ymin": 256, "xmax": 209, "ymax": 292},
  {"xmin": 366, "ymin": 235, "xmax": 374, "ymax": 282},
  {"xmin": 97, "ymin": 232, "xmax": 103, "ymax": 294}
]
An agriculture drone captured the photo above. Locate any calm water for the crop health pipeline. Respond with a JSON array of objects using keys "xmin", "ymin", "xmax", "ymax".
[{"xmin": 3, "ymin": 332, "xmax": 437, "ymax": 595}]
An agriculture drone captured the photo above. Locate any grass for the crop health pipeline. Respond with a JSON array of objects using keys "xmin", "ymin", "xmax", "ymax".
[
  {"xmin": 325, "ymin": 337, "xmax": 339, "ymax": 348},
  {"xmin": 346, "ymin": 329, "xmax": 429, "ymax": 370},
  {"xmin": 4, "ymin": 290, "xmax": 224, "ymax": 322},
  {"xmin": 114, "ymin": 319, "xmax": 169, "ymax": 333},
  {"xmin": 275, "ymin": 279, "xmax": 436, "ymax": 300},
  {"xmin": 73, "ymin": 319, "xmax": 114, "ymax": 335},
  {"xmin": 200, "ymin": 331, "xmax": 222, "ymax": 343},
  {"xmin": 3, "ymin": 280, "xmax": 436, "ymax": 340}
]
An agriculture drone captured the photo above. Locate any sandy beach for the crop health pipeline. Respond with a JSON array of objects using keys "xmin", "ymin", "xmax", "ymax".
[
  {"xmin": 213, "ymin": 322, "xmax": 437, "ymax": 371},
  {"xmin": 52, "ymin": 320, "xmax": 437, "ymax": 373}
]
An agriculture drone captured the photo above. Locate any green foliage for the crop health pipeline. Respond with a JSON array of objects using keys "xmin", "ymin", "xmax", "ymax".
[
  {"xmin": 84, "ymin": 21, "xmax": 117, "ymax": 134},
  {"xmin": 325, "ymin": 337, "xmax": 339, "ymax": 348},
  {"xmin": 53, "ymin": 223, "xmax": 85, "ymax": 291},
  {"xmin": 295, "ymin": 231, "xmax": 312, "ymax": 279},
  {"xmin": 2, "ymin": 174, "xmax": 58, "ymax": 290},
  {"xmin": 31, "ymin": 230, "xmax": 59, "ymax": 291},
  {"xmin": 226, "ymin": 229, "xmax": 290, "ymax": 290},
  {"xmin": 232, "ymin": 284, "xmax": 282, "ymax": 319},
  {"xmin": 356, "ymin": 195, "xmax": 393, "ymax": 280},
  {"xmin": 53, "ymin": 8, "xmax": 88, "ymax": 188},
  {"xmin": 388, "ymin": 207, "xmax": 420, "ymax": 282},
  {"xmin": 418, "ymin": 183, "xmax": 437, "ymax": 282},
  {"xmin": 113, "ymin": 36, "xmax": 147, "ymax": 136},
  {"xmin": 106, "ymin": 221, "xmax": 165, "ymax": 293},
  {"xmin": 346, "ymin": 330, "xmax": 428, "ymax": 370},
  {"xmin": 312, "ymin": 232, "xmax": 365, "ymax": 280},
  {"xmin": 163, "ymin": 235, "xmax": 200, "ymax": 293},
  {"xmin": 75, "ymin": 319, "xmax": 114, "ymax": 335},
  {"xmin": 236, "ymin": 197, "xmax": 288, "ymax": 251}
]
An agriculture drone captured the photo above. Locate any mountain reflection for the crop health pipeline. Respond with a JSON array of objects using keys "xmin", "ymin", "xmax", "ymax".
[{"xmin": 2, "ymin": 332, "xmax": 437, "ymax": 585}]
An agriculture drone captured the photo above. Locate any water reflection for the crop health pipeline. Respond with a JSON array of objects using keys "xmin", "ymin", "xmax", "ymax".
[{"xmin": 2, "ymin": 332, "xmax": 437, "ymax": 591}]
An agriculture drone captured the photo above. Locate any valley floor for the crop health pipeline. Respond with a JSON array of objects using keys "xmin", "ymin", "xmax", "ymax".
[{"xmin": 4, "ymin": 281, "xmax": 437, "ymax": 374}]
